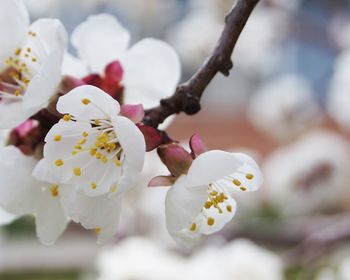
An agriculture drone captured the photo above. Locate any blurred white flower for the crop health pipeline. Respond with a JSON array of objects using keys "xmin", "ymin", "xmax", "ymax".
[
  {"xmin": 188, "ymin": 239, "xmax": 283, "ymax": 280},
  {"xmin": 0, "ymin": 146, "xmax": 68, "ymax": 245},
  {"xmin": 64, "ymin": 13, "xmax": 181, "ymax": 109},
  {"xmin": 234, "ymin": 6, "xmax": 286, "ymax": 77},
  {"xmin": 165, "ymin": 151, "xmax": 262, "ymax": 246},
  {"xmin": 0, "ymin": 0, "xmax": 67, "ymax": 129},
  {"xmin": 263, "ymin": 130, "xmax": 350, "ymax": 215},
  {"xmin": 327, "ymin": 50, "xmax": 350, "ymax": 132},
  {"xmin": 97, "ymin": 237, "xmax": 186, "ymax": 280},
  {"xmin": 167, "ymin": 11, "xmax": 222, "ymax": 70},
  {"xmin": 249, "ymin": 74, "xmax": 321, "ymax": 141},
  {"xmin": 22, "ymin": 0, "xmax": 60, "ymax": 17},
  {"xmin": 316, "ymin": 250, "xmax": 350, "ymax": 280}
]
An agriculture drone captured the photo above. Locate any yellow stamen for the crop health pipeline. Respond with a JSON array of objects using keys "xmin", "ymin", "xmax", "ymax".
[
  {"xmin": 63, "ymin": 114, "xmax": 71, "ymax": 121},
  {"xmin": 55, "ymin": 159, "xmax": 64, "ymax": 167},
  {"xmin": 207, "ymin": 217, "xmax": 215, "ymax": 226},
  {"xmin": 81, "ymin": 98, "xmax": 91, "ymax": 105},
  {"xmin": 232, "ymin": 179, "xmax": 241, "ymax": 186},
  {"xmin": 54, "ymin": 135, "xmax": 62, "ymax": 142},
  {"xmin": 73, "ymin": 167, "xmax": 81, "ymax": 176},
  {"xmin": 50, "ymin": 185, "xmax": 59, "ymax": 197},
  {"xmin": 190, "ymin": 223, "xmax": 197, "ymax": 231},
  {"xmin": 246, "ymin": 173, "xmax": 254, "ymax": 180},
  {"xmin": 91, "ymin": 182, "xmax": 97, "ymax": 189}
]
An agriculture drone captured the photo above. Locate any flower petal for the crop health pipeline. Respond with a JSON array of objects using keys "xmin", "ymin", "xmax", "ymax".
[
  {"xmin": 62, "ymin": 52, "xmax": 89, "ymax": 77},
  {"xmin": 57, "ymin": 85, "xmax": 121, "ymax": 120},
  {"xmin": 165, "ymin": 175, "xmax": 207, "ymax": 234},
  {"xmin": 35, "ymin": 188, "xmax": 68, "ymax": 245},
  {"xmin": 197, "ymin": 196, "xmax": 237, "ymax": 235},
  {"xmin": 121, "ymin": 38, "xmax": 181, "ymax": 109},
  {"xmin": 60, "ymin": 186, "xmax": 121, "ymax": 244},
  {"xmin": 186, "ymin": 150, "xmax": 244, "ymax": 188},
  {"xmin": 111, "ymin": 116, "xmax": 146, "ymax": 194},
  {"xmin": 72, "ymin": 14, "xmax": 130, "ymax": 73},
  {"xmin": 0, "ymin": 0, "xmax": 29, "ymax": 60},
  {"xmin": 0, "ymin": 146, "xmax": 41, "ymax": 215},
  {"xmin": 0, "ymin": 208, "xmax": 18, "ymax": 226},
  {"xmin": 0, "ymin": 101, "xmax": 33, "ymax": 129},
  {"xmin": 22, "ymin": 50, "xmax": 63, "ymax": 112}
]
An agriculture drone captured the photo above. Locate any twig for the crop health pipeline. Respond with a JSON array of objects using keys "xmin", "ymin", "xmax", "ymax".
[{"xmin": 143, "ymin": 0, "xmax": 261, "ymax": 128}]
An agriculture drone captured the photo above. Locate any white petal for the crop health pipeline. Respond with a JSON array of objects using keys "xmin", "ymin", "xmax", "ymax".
[
  {"xmin": 22, "ymin": 50, "xmax": 63, "ymax": 112},
  {"xmin": 0, "ymin": 208, "xmax": 18, "ymax": 226},
  {"xmin": 21, "ymin": 19, "xmax": 67, "ymax": 112},
  {"xmin": 26, "ymin": 18, "xmax": 67, "ymax": 56},
  {"xmin": 0, "ymin": 101, "xmax": 33, "ymax": 129},
  {"xmin": 165, "ymin": 176, "xmax": 207, "ymax": 233},
  {"xmin": 35, "ymin": 189, "xmax": 68, "ymax": 245},
  {"xmin": 60, "ymin": 186, "xmax": 121, "ymax": 243},
  {"xmin": 0, "ymin": 0, "xmax": 29, "ymax": 60},
  {"xmin": 72, "ymin": 14, "xmax": 130, "ymax": 73},
  {"xmin": 186, "ymin": 150, "xmax": 244, "ymax": 188},
  {"xmin": 111, "ymin": 116, "xmax": 145, "ymax": 194},
  {"xmin": 198, "ymin": 196, "xmax": 237, "ymax": 235},
  {"xmin": 0, "ymin": 146, "xmax": 41, "ymax": 215},
  {"xmin": 57, "ymin": 85, "xmax": 120, "ymax": 120},
  {"xmin": 62, "ymin": 52, "xmax": 89, "ymax": 77},
  {"xmin": 41, "ymin": 120, "xmax": 92, "ymax": 183},
  {"xmin": 122, "ymin": 38, "xmax": 181, "ymax": 109}
]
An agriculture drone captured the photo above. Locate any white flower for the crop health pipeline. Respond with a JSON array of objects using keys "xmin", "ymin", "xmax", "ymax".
[
  {"xmin": 0, "ymin": 0, "xmax": 67, "ymax": 129},
  {"xmin": 189, "ymin": 239, "xmax": 283, "ymax": 280},
  {"xmin": 263, "ymin": 130, "xmax": 350, "ymax": 215},
  {"xmin": 234, "ymin": 6, "xmax": 285, "ymax": 76},
  {"xmin": 218, "ymin": 239, "xmax": 283, "ymax": 280},
  {"xmin": 165, "ymin": 151, "xmax": 262, "ymax": 246},
  {"xmin": 166, "ymin": 11, "xmax": 222, "ymax": 70},
  {"xmin": 0, "ymin": 146, "xmax": 68, "ymax": 245},
  {"xmin": 64, "ymin": 13, "xmax": 181, "ymax": 109},
  {"xmin": 248, "ymin": 74, "xmax": 321, "ymax": 141},
  {"xmin": 327, "ymin": 50, "xmax": 350, "ymax": 132},
  {"xmin": 97, "ymin": 237, "xmax": 186, "ymax": 280},
  {"xmin": 36, "ymin": 85, "xmax": 146, "ymax": 198}
]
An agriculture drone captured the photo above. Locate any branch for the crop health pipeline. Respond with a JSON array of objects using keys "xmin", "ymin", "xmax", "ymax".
[{"xmin": 143, "ymin": 0, "xmax": 261, "ymax": 127}]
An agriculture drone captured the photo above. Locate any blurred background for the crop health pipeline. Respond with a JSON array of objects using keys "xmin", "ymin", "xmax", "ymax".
[{"xmin": 2, "ymin": 0, "xmax": 350, "ymax": 279}]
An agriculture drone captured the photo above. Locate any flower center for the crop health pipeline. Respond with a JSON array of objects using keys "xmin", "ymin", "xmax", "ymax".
[
  {"xmin": 54, "ymin": 110, "xmax": 124, "ymax": 190},
  {"xmin": 189, "ymin": 171, "xmax": 255, "ymax": 232},
  {"xmin": 0, "ymin": 31, "xmax": 44, "ymax": 102}
]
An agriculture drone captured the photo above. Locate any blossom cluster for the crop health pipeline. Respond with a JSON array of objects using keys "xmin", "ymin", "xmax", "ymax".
[{"xmin": 0, "ymin": 0, "xmax": 262, "ymax": 246}]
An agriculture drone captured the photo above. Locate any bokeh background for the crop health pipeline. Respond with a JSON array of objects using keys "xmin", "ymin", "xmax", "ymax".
[{"xmin": 2, "ymin": 0, "xmax": 350, "ymax": 279}]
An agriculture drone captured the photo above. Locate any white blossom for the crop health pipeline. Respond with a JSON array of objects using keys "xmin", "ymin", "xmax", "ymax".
[
  {"xmin": 263, "ymin": 130, "xmax": 350, "ymax": 215},
  {"xmin": 249, "ymin": 74, "xmax": 321, "ymax": 141},
  {"xmin": 0, "ymin": 0, "xmax": 67, "ymax": 129},
  {"xmin": 33, "ymin": 85, "xmax": 145, "ymax": 243},
  {"xmin": 0, "ymin": 146, "xmax": 68, "ymax": 245},
  {"xmin": 189, "ymin": 239, "xmax": 284, "ymax": 280},
  {"xmin": 97, "ymin": 237, "xmax": 186, "ymax": 280},
  {"xmin": 327, "ymin": 50, "xmax": 350, "ymax": 132},
  {"xmin": 36, "ymin": 85, "xmax": 145, "ymax": 197},
  {"xmin": 165, "ymin": 151, "xmax": 262, "ymax": 246},
  {"xmin": 63, "ymin": 13, "xmax": 181, "ymax": 109}
]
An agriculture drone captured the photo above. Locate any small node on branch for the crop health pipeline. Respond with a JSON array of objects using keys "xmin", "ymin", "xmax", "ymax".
[{"xmin": 182, "ymin": 93, "xmax": 201, "ymax": 115}]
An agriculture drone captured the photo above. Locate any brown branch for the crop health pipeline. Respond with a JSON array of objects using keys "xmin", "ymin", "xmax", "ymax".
[{"xmin": 143, "ymin": 0, "xmax": 261, "ymax": 127}]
